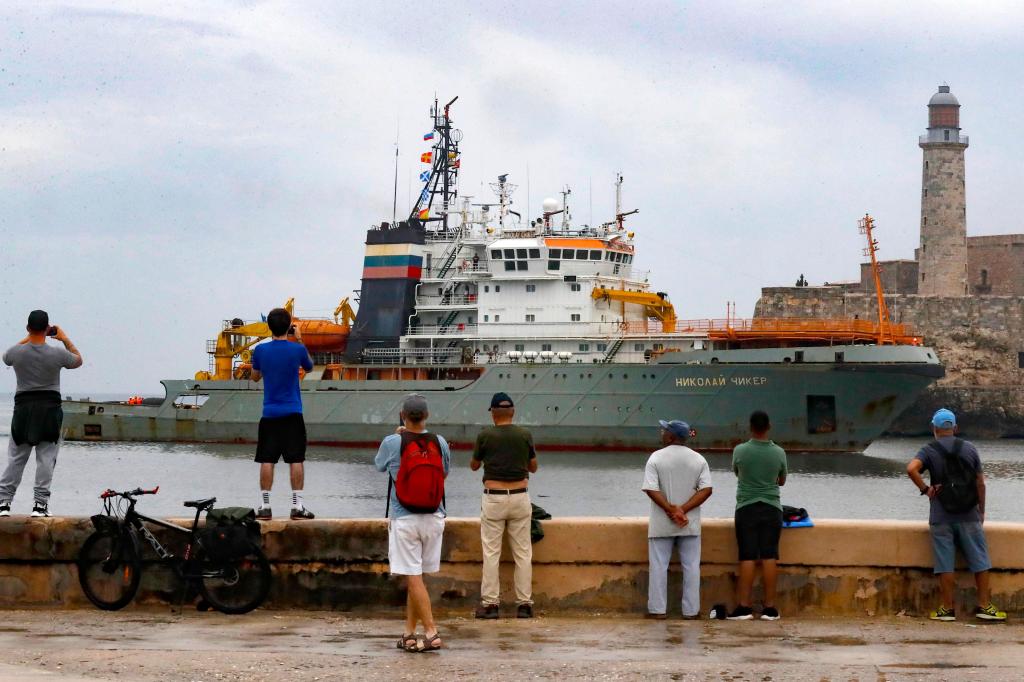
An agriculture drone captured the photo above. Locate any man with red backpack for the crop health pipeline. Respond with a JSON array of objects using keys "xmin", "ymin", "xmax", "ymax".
[{"xmin": 375, "ymin": 394, "xmax": 451, "ymax": 653}]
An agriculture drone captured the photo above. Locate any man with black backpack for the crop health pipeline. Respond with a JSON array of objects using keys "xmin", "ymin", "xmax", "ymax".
[
  {"xmin": 375, "ymin": 394, "xmax": 451, "ymax": 652},
  {"xmin": 906, "ymin": 408, "xmax": 1006, "ymax": 622}
]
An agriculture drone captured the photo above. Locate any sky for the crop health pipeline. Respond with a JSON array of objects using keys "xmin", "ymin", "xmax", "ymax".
[{"xmin": 3, "ymin": 0, "xmax": 1024, "ymax": 393}]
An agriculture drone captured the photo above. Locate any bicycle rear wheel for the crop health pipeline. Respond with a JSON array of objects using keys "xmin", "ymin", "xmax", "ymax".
[
  {"xmin": 195, "ymin": 545, "xmax": 272, "ymax": 615},
  {"xmin": 77, "ymin": 530, "xmax": 142, "ymax": 610}
]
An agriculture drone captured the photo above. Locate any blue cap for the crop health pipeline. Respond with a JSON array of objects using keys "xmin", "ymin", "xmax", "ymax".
[
  {"xmin": 931, "ymin": 408, "xmax": 957, "ymax": 429},
  {"xmin": 658, "ymin": 419, "xmax": 692, "ymax": 440},
  {"xmin": 489, "ymin": 392, "xmax": 514, "ymax": 409}
]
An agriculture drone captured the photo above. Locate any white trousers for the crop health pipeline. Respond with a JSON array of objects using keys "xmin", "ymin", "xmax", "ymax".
[{"xmin": 648, "ymin": 535, "xmax": 702, "ymax": 617}]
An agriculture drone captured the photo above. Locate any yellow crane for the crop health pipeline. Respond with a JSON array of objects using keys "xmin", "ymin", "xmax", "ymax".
[
  {"xmin": 591, "ymin": 287, "xmax": 677, "ymax": 332},
  {"xmin": 196, "ymin": 297, "xmax": 357, "ymax": 381}
]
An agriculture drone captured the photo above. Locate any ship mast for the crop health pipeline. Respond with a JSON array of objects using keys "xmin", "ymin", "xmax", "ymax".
[
  {"xmin": 411, "ymin": 96, "xmax": 461, "ymax": 231},
  {"xmin": 859, "ymin": 214, "xmax": 894, "ymax": 345}
]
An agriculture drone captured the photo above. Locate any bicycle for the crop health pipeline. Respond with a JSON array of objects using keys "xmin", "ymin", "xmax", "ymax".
[{"xmin": 77, "ymin": 487, "xmax": 272, "ymax": 614}]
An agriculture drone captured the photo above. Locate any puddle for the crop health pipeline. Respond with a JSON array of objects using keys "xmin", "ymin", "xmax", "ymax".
[
  {"xmin": 805, "ymin": 636, "xmax": 866, "ymax": 646},
  {"xmin": 882, "ymin": 663, "xmax": 981, "ymax": 669}
]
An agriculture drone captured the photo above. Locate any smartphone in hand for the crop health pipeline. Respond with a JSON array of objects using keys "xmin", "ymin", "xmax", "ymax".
[{"xmin": 46, "ymin": 326, "xmax": 59, "ymax": 337}]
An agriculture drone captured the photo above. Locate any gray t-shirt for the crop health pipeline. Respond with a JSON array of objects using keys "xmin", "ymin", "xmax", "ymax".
[
  {"xmin": 642, "ymin": 444, "xmax": 712, "ymax": 538},
  {"xmin": 3, "ymin": 343, "xmax": 80, "ymax": 394},
  {"xmin": 914, "ymin": 436, "xmax": 982, "ymax": 524}
]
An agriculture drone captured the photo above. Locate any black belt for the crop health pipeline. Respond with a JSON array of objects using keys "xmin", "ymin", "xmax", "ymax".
[{"xmin": 483, "ymin": 488, "xmax": 528, "ymax": 495}]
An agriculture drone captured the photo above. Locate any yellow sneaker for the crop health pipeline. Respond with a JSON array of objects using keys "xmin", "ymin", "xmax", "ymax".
[
  {"xmin": 929, "ymin": 605, "xmax": 956, "ymax": 621},
  {"xmin": 974, "ymin": 603, "xmax": 1007, "ymax": 621}
]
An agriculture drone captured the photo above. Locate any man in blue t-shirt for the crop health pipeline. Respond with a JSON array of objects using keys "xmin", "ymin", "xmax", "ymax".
[{"xmin": 251, "ymin": 307, "xmax": 314, "ymax": 520}]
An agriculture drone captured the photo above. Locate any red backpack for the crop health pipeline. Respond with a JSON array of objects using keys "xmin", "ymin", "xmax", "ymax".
[{"xmin": 388, "ymin": 431, "xmax": 446, "ymax": 515}]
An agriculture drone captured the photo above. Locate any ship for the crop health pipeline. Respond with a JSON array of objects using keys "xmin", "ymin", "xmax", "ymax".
[{"xmin": 62, "ymin": 97, "xmax": 943, "ymax": 453}]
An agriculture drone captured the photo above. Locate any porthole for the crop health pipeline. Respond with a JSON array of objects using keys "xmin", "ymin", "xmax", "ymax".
[
  {"xmin": 554, "ymin": 406, "xmax": 559, "ymax": 412},
  {"xmin": 532, "ymin": 374, "xmax": 536, "ymax": 379},
  {"xmin": 623, "ymin": 374, "xmax": 628, "ymax": 379}
]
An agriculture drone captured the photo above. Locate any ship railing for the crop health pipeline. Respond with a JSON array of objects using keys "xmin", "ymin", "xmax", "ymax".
[
  {"xmin": 361, "ymin": 347, "xmax": 464, "ymax": 365},
  {"xmin": 619, "ymin": 317, "xmax": 917, "ymax": 341},
  {"xmin": 311, "ymin": 352, "xmax": 346, "ymax": 365},
  {"xmin": 416, "ymin": 294, "xmax": 479, "ymax": 306},
  {"xmin": 406, "ymin": 324, "xmax": 480, "ymax": 336}
]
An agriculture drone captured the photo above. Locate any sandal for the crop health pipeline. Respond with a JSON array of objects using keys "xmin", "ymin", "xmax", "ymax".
[
  {"xmin": 418, "ymin": 632, "xmax": 443, "ymax": 652},
  {"xmin": 397, "ymin": 633, "xmax": 418, "ymax": 652}
]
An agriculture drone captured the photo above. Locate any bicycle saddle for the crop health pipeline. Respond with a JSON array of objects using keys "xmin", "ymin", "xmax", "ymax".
[{"xmin": 183, "ymin": 497, "xmax": 217, "ymax": 509}]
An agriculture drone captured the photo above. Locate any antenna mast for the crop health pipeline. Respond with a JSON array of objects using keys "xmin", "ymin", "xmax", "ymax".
[{"xmin": 859, "ymin": 214, "xmax": 894, "ymax": 344}]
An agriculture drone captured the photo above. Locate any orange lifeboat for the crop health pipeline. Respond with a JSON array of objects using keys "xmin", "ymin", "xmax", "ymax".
[{"xmin": 293, "ymin": 319, "xmax": 349, "ymax": 353}]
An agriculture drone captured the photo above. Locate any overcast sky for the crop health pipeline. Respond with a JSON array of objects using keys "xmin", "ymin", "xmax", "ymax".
[{"xmin": 3, "ymin": 1, "xmax": 1024, "ymax": 393}]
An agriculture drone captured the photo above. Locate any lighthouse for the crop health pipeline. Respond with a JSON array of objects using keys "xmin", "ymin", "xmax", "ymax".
[{"xmin": 918, "ymin": 85, "xmax": 969, "ymax": 296}]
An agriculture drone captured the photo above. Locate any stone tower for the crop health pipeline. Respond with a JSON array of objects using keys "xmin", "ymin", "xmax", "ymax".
[{"xmin": 918, "ymin": 85, "xmax": 969, "ymax": 296}]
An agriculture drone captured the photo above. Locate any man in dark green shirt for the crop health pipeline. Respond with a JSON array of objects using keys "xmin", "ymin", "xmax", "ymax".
[
  {"xmin": 726, "ymin": 410, "xmax": 787, "ymax": 621},
  {"xmin": 471, "ymin": 392, "xmax": 538, "ymax": 619}
]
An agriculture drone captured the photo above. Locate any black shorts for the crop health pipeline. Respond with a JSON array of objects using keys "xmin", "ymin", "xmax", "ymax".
[
  {"xmin": 255, "ymin": 413, "xmax": 307, "ymax": 464},
  {"xmin": 735, "ymin": 502, "xmax": 783, "ymax": 561}
]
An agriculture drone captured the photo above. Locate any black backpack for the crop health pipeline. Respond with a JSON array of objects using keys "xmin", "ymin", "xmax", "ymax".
[
  {"xmin": 930, "ymin": 439, "xmax": 979, "ymax": 514},
  {"xmin": 200, "ymin": 507, "xmax": 262, "ymax": 561}
]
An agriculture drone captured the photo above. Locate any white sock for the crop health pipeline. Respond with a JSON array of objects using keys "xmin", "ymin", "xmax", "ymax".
[
  {"xmin": 292, "ymin": 491, "xmax": 303, "ymax": 510},
  {"xmin": 260, "ymin": 490, "xmax": 271, "ymax": 508}
]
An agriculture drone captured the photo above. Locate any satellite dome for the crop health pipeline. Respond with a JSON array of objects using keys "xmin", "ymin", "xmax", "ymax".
[
  {"xmin": 929, "ymin": 85, "xmax": 960, "ymax": 107},
  {"xmin": 541, "ymin": 197, "xmax": 560, "ymax": 213}
]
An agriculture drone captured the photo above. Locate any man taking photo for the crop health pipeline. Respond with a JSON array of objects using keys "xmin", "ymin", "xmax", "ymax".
[
  {"xmin": 250, "ymin": 307, "xmax": 314, "ymax": 520},
  {"xmin": 1, "ymin": 310, "xmax": 82, "ymax": 517}
]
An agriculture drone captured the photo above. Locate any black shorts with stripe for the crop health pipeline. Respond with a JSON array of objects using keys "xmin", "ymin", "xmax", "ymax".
[{"xmin": 255, "ymin": 413, "xmax": 307, "ymax": 464}]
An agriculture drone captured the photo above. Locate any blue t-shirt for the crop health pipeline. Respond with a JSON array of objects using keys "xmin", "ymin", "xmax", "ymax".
[
  {"xmin": 374, "ymin": 432, "xmax": 451, "ymax": 519},
  {"xmin": 251, "ymin": 340, "xmax": 313, "ymax": 418}
]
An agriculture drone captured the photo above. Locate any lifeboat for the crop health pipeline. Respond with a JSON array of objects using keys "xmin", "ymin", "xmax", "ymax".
[{"xmin": 294, "ymin": 319, "xmax": 349, "ymax": 353}]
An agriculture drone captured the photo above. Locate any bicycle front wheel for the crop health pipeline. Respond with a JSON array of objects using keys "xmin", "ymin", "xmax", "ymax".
[
  {"xmin": 77, "ymin": 530, "xmax": 142, "ymax": 610},
  {"xmin": 195, "ymin": 545, "xmax": 272, "ymax": 615}
]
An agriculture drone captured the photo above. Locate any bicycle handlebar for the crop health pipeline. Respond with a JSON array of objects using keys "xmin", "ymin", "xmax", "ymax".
[{"xmin": 100, "ymin": 486, "xmax": 160, "ymax": 499}]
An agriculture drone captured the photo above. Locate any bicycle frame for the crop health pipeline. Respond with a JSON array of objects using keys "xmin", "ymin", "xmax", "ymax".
[{"xmin": 107, "ymin": 493, "xmax": 208, "ymax": 563}]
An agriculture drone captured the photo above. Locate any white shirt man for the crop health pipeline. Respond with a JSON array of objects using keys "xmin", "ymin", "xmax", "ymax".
[{"xmin": 641, "ymin": 419, "xmax": 713, "ymax": 619}]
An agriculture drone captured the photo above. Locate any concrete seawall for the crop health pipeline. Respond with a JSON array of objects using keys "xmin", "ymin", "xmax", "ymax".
[{"xmin": 2, "ymin": 517, "xmax": 1024, "ymax": 615}]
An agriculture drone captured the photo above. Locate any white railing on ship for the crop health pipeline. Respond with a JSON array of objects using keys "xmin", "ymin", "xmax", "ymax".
[
  {"xmin": 362, "ymin": 348, "xmax": 463, "ymax": 365},
  {"xmin": 406, "ymin": 324, "xmax": 480, "ymax": 336},
  {"xmin": 416, "ymin": 294, "xmax": 479, "ymax": 306},
  {"xmin": 422, "ymin": 263, "xmax": 490, "ymax": 279}
]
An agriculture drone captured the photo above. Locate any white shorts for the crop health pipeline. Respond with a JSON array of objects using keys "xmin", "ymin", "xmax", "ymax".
[{"xmin": 388, "ymin": 512, "xmax": 445, "ymax": 576}]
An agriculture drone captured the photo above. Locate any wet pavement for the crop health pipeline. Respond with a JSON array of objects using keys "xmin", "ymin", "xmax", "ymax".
[{"xmin": 0, "ymin": 609, "xmax": 1020, "ymax": 680}]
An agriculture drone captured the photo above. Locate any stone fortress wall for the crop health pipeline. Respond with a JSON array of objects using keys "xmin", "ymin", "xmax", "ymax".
[
  {"xmin": 757, "ymin": 85, "xmax": 1024, "ymax": 436},
  {"xmin": 755, "ymin": 287, "xmax": 1024, "ymax": 436}
]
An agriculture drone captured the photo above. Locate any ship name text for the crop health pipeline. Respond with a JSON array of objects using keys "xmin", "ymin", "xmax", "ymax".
[{"xmin": 675, "ymin": 376, "xmax": 768, "ymax": 388}]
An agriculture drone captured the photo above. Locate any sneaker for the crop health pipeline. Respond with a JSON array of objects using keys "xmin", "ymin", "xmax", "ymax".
[
  {"xmin": 929, "ymin": 605, "xmax": 956, "ymax": 621},
  {"xmin": 30, "ymin": 503, "xmax": 50, "ymax": 518},
  {"xmin": 726, "ymin": 606, "xmax": 755, "ymax": 620},
  {"xmin": 974, "ymin": 603, "xmax": 1007, "ymax": 622},
  {"xmin": 0, "ymin": 503, "xmax": 9, "ymax": 517},
  {"xmin": 644, "ymin": 612, "xmax": 667, "ymax": 620},
  {"xmin": 760, "ymin": 606, "xmax": 781, "ymax": 621},
  {"xmin": 517, "ymin": 604, "xmax": 534, "ymax": 619},
  {"xmin": 290, "ymin": 507, "xmax": 315, "ymax": 520},
  {"xmin": 681, "ymin": 613, "xmax": 702, "ymax": 621},
  {"xmin": 474, "ymin": 604, "xmax": 499, "ymax": 619},
  {"xmin": 256, "ymin": 506, "xmax": 272, "ymax": 520}
]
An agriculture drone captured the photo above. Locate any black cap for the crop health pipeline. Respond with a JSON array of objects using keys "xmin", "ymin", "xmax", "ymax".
[
  {"xmin": 489, "ymin": 392, "xmax": 514, "ymax": 409},
  {"xmin": 27, "ymin": 310, "xmax": 49, "ymax": 332}
]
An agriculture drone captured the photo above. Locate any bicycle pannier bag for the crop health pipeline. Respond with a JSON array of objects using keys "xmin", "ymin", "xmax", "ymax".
[{"xmin": 202, "ymin": 507, "xmax": 262, "ymax": 561}]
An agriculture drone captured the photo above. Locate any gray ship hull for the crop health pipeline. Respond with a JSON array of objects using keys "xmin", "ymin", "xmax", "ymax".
[{"xmin": 62, "ymin": 345, "xmax": 943, "ymax": 453}]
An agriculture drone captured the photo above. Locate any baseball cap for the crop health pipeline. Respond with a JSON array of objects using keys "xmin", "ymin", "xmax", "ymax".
[
  {"xmin": 27, "ymin": 310, "xmax": 49, "ymax": 332},
  {"xmin": 931, "ymin": 408, "xmax": 956, "ymax": 429},
  {"xmin": 401, "ymin": 394, "xmax": 429, "ymax": 419},
  {"xmin": 489, "ymin": 392, "xmax": 514, "ymax": 410},
  {"xmin": 658, "ymin": 419, "xmax": 692, "ymax": 440}
]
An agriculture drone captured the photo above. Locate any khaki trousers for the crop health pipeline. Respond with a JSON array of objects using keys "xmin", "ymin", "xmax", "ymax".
[{"xmin": 480, "ymin": 492, "xmax": 533, "ymax": 606}]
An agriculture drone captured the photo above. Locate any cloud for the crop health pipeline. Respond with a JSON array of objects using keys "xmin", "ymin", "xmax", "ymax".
[{"xmin": 2, "ymin": 1, "xmax": 1023, "ymax": 392}]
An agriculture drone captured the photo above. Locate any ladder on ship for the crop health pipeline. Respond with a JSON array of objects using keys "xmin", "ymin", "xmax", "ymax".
[{"xmin": 601, "ymin": 337, "xmax": 624, "ymax": 363}]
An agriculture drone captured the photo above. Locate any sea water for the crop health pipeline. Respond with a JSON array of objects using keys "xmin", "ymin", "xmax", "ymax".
[{"xmin": 2, "ymin": 395, "xmax": 1023, "ymax": 521}]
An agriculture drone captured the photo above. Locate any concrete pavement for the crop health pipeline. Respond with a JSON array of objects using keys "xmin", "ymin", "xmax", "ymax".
[{"xmin": 0, "ymin": 608, "xmax": 1020, "ymax": 680}]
